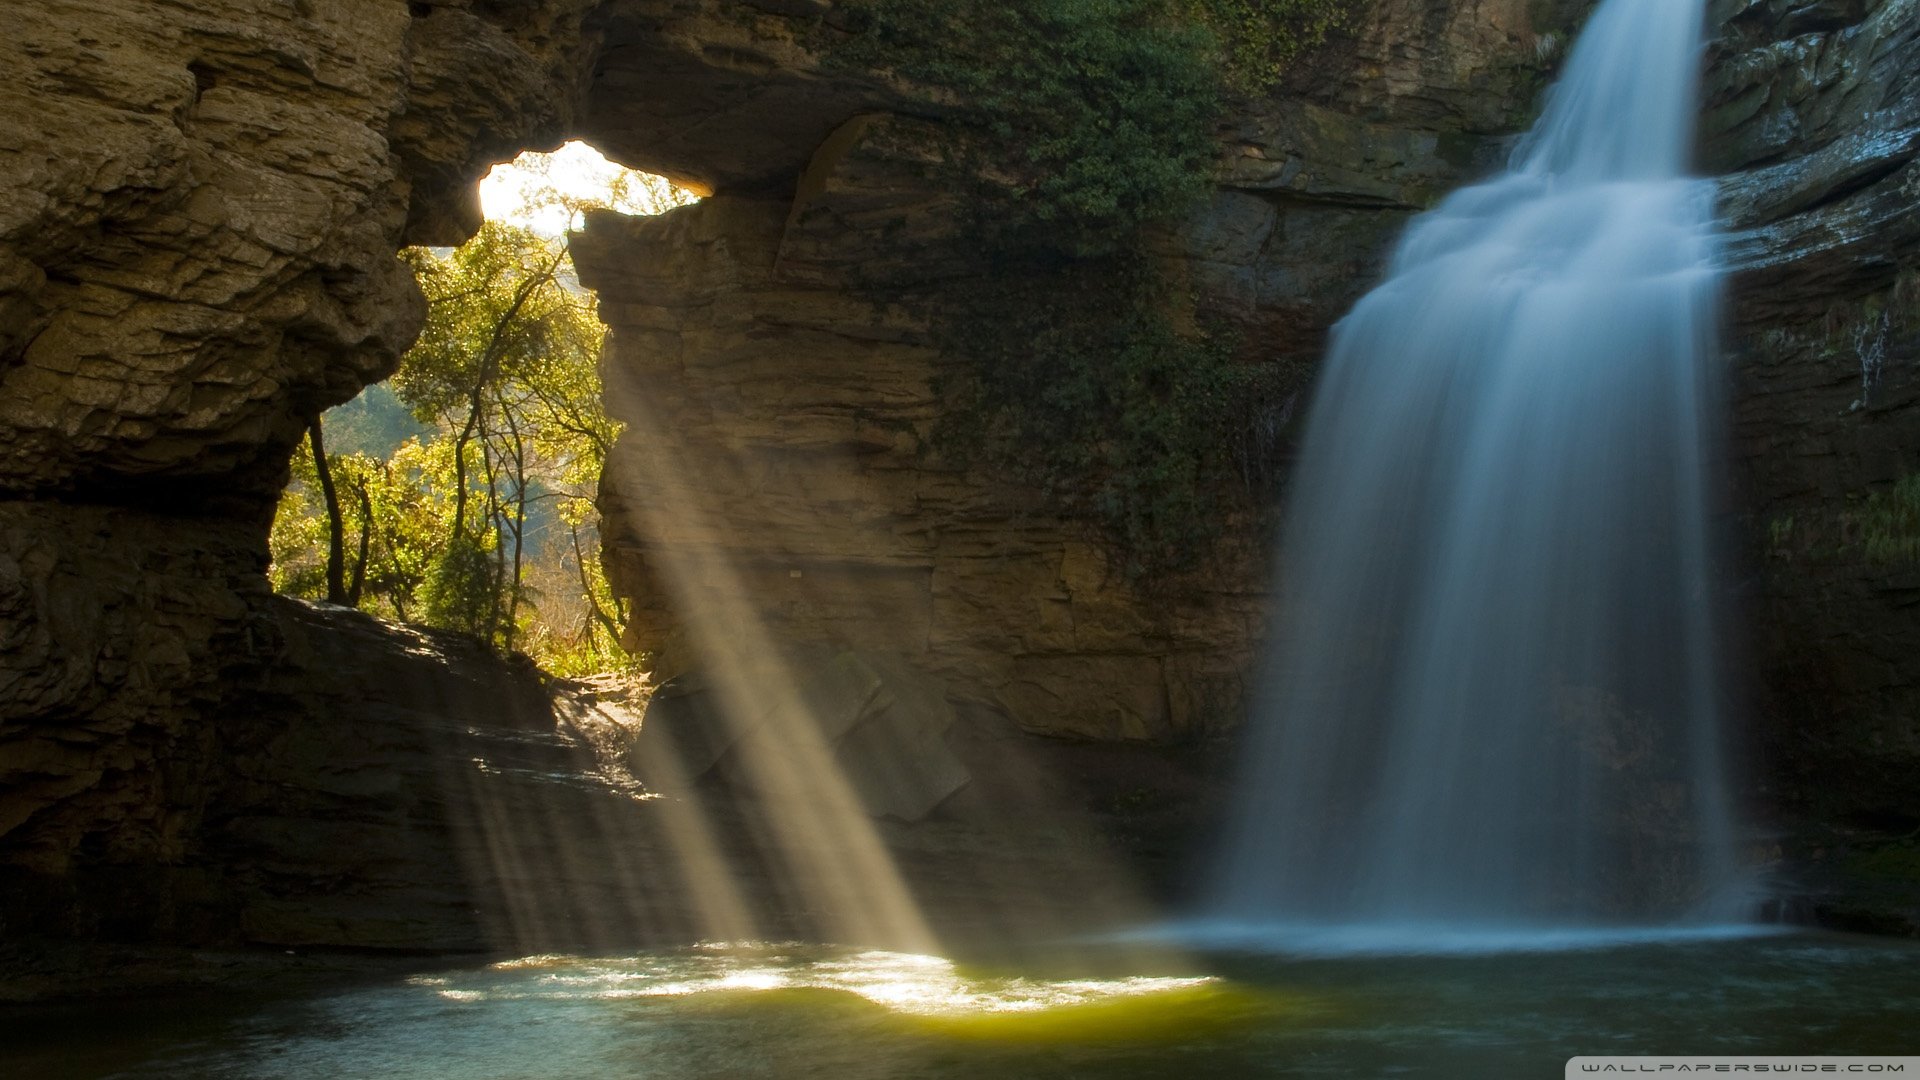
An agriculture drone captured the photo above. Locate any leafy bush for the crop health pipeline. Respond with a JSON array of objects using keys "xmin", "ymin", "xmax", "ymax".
[
  {"xmin": 1859, "ymin": 475, "xmax": 1920, "ymax": 565},
  {"xmin": 835, "ymin": 0, "xmax": 1337, "ymax": 572},
  {"xmin": 420, "ymin": 531, "xmax": 500, "ymax": 638},
  {"xmin": 1174, "ymin": 0, "xmax": 1352, "ymax": 93},
  {"xmin": 837, "ymin": 0, "xmax": 1223, "ymax": 255}
]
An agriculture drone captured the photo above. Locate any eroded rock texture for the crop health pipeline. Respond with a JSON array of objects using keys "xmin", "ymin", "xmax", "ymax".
[
  {"xmin": 0, "ymin": 0, "xmax": 1242, "ymax": 954},
  {"xmin": 579, "ymin": 0, "xmax": 1583, "ymax": 741},
  {"xmin": 1703, "ymin": 0, "xmax": 1920, "ymax": 928},
  {"xmin": 1, "ymin": 578, "xmax": 737, "ymax": 956},
  {"xmin": 3, "ymin": 0, "xmax": 1918, "ymax": 959},
  {"xmin": 0, "ymin": 0, "xmax": 600, "ymax": 505},
  {"xmin": 0, "ymin": 0, "xmax": 904, "ymax": 950},
  {"xmin": 0, "ymin": 0, "xmax": 602, "ymax": 949}
]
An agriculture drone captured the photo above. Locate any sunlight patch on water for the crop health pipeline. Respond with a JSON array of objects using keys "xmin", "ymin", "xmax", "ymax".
[
  {"xmin": 402, "ymin": 945, "xmax": 1221, "ymax": 1021},
  {"xmin": 24, "ymin": 936, "xmax": 1915, "ymax": 1079}
]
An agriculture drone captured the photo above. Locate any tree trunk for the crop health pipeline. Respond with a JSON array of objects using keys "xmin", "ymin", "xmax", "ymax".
[
  {"xmin": 571, "ymin": 522, "xmax": 624, "ymax": 646},
  {"xmin": 449, "ymin": 246, "xmax": 562, "ymax": 544},
  {"xmin": 451, "ymin": 389, "xmax": 481, "ymax": 542},
  {"xmin": 347, "ymin": 476, "xmax": 373, "ymax": 607},
  {"xmin": 309, "ymin": 417, "xmax": 348, "ymax": 605},
  {"xmin": 478, "ymin": 408, "xmax": 506, "ymax": 644},
  {"xmin": 502, "ymin": 397, "xmax": 530, "ymax": 654}
]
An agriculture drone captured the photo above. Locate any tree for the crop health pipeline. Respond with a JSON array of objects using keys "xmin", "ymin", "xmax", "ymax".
[
  {"xmin": 269, "ymin": 435, "xmax": 455, "ymax": 621},
  {"xmin": 393, "ymin": 222, "xmax": 612, "ymax": 649},
  {"xmin": 307, "ymin": 415, "xmax": 349, "ymax": 605},
  {"xmin": 270, "ymin": 152, "xmax": 676, "ymax": 675}
]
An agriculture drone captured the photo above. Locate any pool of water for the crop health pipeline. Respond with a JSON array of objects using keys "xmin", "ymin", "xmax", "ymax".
[{"xmin": 6, "ymin": 931, "xmax": 1917, "ymax": 1078}]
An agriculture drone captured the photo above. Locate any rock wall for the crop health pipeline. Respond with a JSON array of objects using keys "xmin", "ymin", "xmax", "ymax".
[
  {"xmin": 1703, "ymin": 0, "xmax": 1920, "ymax": 924},
  {"xmin": 0, "ymin": 0, "xmax": 907, "ymax": 948},
  {"xmin": 0, "ymin": 0, "xmax": 605, "ymax": 944},
  {"xmin": 574, "ymin": 0, "xmax": 1920, "ymax": 923},
  {"xmin": 579, "ymin": 0, "xmax": 1584, "ymax": 741},
  {"xmin": 0, "ymin": 0, "xmax": 602, "ymax": 507},
  {"xmin": 1, "ymin": 580, "xmax": 674, "ymax": 954},
  {"xmin": 3, "ymin": 0, "xmax": 1918, "ymax": 956}
]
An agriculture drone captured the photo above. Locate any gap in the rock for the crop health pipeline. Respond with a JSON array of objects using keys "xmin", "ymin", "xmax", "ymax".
[{"xmin": 267, "ymin": 141, "xmax": 694, "ymax": 678}]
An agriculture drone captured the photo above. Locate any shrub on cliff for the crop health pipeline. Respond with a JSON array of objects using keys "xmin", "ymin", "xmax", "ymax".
[{"xmin": 834, "ymin": 0, "xmax": 1345, "ymax": 574}]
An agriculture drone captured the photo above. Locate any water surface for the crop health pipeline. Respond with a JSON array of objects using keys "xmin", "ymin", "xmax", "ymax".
[{"xmin": 6, "ymin": 933, "xmax": 1916, "ymax": 1078}]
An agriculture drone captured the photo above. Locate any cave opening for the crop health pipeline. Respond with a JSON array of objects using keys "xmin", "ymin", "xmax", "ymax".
[
  {"xmin": 9, "ymin": 0, "xmax": 1920, "ymax": 1066},
  {"xmin": 264, "ymin": 135, "xmax": 984, "ymax": 953},
  {"xmin": 267, "ymin": 141, "xmax": 694, "ymax": 677}
]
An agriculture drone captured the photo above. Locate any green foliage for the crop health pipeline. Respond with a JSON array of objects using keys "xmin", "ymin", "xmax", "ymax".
[
  {"xmin": 270, "ymin": 435, "xmax": 461, "ymax": 620},
  {"xmin": 1858, "ymin": 475, "xmax": 1920, "ymax": 565},
  {"xmin": 421, "ymin": 531, "xmax": 499, "ymax": 637},
  {"xmin": 321, "ymin": 383, "xmax": 429, "ymax": 459},
  {"xmin": 395, "ymin": 222, "xmax": 575, "ymax": 429},
  {"xmin": 837, "ymin": 0, "xmax": 1329, "ymax": 572},
  {"xmin": 1760, "ymin": 476, "xmax": 1920, "ymax": 568},
  {"xmin": 268, "ymin": 446, "xmax": 331, "ymax": 601},
  {"xmin": 839, "ymin": 0, "xmax": 1222, "ymax": 255},
  {"xmin": 1765, "ymin": 515, "xmax": 1795, "ymax": 561},
  {"xmin": 271, "ymin": 214, "xmax": 635, "ymax": 673},
  {"xmin": 935, "ymin": 256, "xmax": 1282, "ymax": 574},
  {"xmin": 1174, "ymin": 0, "xmax": 1353, "ymax": 93},
  {"xmin": 389, "ymin": 221, "xmax": 621, "ymax": 650}
]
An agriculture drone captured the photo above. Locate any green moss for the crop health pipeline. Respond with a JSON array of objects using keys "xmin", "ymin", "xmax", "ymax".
[
  {"xmin": 834, "ymin": 0, "xmax": 1226, "ymax": 254},
  {"xmin": 1857, "ymin": 475, "xmax": 1920, "ymax": 565},
  {"xmin": 930, "ymin": 255, "xmax": 1288, "ymax": 576},
  {"xmin": 1778, "ymin": 475, "xmax": 1920, "ymax": 567},
  {"xmin": 1173, "ymin": 0, "xmax": 1352, "ymax": 94},
  {"xmin": 1845, "ymin": 842, "xmax": 1920, "ymax": 885},
  {"xmin": 832, "ymin": 0, "xmax": 1340, "ymax": 574},
  {"xmin": 1766, "ymin": 515, "xmax": 1795, "ymax": 561}
]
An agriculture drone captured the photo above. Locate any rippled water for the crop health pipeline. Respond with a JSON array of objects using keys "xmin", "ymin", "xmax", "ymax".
[{"xmin": 7, "ymin": 933, "xmax": 1918, "ymax": 1078}]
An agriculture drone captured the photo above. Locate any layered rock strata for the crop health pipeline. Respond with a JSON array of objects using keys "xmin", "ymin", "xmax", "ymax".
[
  {"xmin": 1, "ymin": 0, "xmax": 1917, "ymax": 959},
  {"xmin": 0, "ymin": 575, "xmax": 661, "ymax": 952},
  {"xmin": 579, "ymin": 1, "xmax": 1588, "ymax": 740},
  {"xmin": 0, "ymin": 0, "xmax": 912, "ymax": 948},
  {"xmin": 1704, "ymin": 0, "xmax": 1920, "ymax": 929}
]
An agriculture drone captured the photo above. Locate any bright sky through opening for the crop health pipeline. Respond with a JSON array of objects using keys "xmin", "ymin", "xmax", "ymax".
[{"xmin": 479, "ymin": 141, "xmax": 698, "ymax": 234}]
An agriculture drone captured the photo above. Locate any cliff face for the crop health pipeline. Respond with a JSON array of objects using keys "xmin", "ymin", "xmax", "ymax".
[
  {"xmin": 0, "ymin": 0, "xmax": 598, "ymax": 943},
  {"xmin": 577, "ymin": 0, "xmax": 1587, "ymax": 741},
  {"xmin": 574, "ymin": 182, "xmax": 1275, "ymax": 742},
  {"xmin": 0, "ymin": 0, "xmax": 600, "ymax": 507},
  {"xmin": 1702, "ymin": 0, "xmax": 1920, "ymax": 921},
  {"xmin": 0, "ymin": 0, "xmax": 1592, "ymax": 948},
  {"xmin": 2, "ymin": 0, "xmax": 1918, "ymax": 956},
  {"xmin": 0, "ymin": 0, "xmax": 1117, "ymax": 949}
]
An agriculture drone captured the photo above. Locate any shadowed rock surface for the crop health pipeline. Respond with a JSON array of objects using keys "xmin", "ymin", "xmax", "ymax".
[
  {"xmin": 576, "ymin": 0, "xmax": 1600, "ymax": 742},
  {"xmin": 1703, "ymin": 0, "xmax": 1920, "ymax": 931},
  {"xmin": 0, "ymin": 0, "xmax": 1918, "ymax": 983}
]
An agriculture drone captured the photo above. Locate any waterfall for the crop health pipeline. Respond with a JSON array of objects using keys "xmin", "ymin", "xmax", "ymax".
[{"xmin": 1209, "ymin": 0, "xmax": 1746, "ymax": 942}]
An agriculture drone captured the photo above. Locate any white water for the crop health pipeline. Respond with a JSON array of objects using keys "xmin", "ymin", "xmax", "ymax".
[
  {"xmin": 1211, "ymin": 0, "xmax": 1746, "ymax": 939},
  {"xmin": 1116, "ymin": 920, "xmax": 1783, "ymax": 959}
]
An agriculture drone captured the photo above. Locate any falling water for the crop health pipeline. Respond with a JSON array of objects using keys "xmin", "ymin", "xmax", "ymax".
[{"xmin": 1210, "ymin": 0, "xmax": 1746, "ymax": 940}]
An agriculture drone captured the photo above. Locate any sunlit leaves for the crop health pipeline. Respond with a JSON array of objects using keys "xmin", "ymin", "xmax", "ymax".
[
  {"xmin": 269, "ymin": 435, "xmax": 460, "ymax": 622},
  {"xmin": 1171, "ymin": 0, "xmax": 1352, "ymax": 93},
  {"xmin": 272, "ymin": 216, "xmax": 637, "ymax": 673}
]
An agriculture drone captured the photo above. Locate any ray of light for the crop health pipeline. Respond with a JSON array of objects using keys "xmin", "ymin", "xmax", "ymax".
[{"xmin": 599, "ymin": 366, "xmax": 938, "ymax": 952}]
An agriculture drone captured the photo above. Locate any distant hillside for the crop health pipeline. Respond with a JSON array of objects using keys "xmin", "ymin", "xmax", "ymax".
[{"xmin": 324, "ymin": 383, "xmax": 430, "ymax": 458}]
